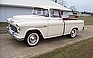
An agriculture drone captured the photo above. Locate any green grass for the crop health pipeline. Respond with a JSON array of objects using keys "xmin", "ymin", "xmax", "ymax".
[
  {"xmin": 0, "ymin": 22, "xmax": 8, "ymax": 34},
  {"xmin": 0, "ymin": 22, "xmax": 8, "ymax": 27},
  {"xmin": 78, "ymin": 16, "xmax": 93, "ymax": 25},
  {"xmin": 33, "ymin": 37, "xmax": 93, "ymax": 58},
  {"xmin": 69, "ymin": 16, "xmax": 93, "ymax": 25}
]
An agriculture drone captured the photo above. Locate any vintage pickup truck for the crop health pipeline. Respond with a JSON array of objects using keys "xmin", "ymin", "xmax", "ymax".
[{"xmin": 7, "ymin": 6, "xmax": 84, "ymax": 46}]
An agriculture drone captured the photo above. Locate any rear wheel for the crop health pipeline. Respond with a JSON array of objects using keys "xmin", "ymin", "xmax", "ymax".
[
  {"xmin": 25, "ymin": 32, "xmax": 40, "ymax": 46},
  {"xmin": 68, "ymin": 29, "xmax": 77, "ymax": 38}
]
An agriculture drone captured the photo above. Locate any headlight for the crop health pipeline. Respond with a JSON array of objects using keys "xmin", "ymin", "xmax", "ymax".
[
  {"xmin": 7, "ymin": 18, "xmax": 12, "ymax": 23},
  {"xmin": 7, "ymin": 18, "xmax": 15, "ymax": 23}
]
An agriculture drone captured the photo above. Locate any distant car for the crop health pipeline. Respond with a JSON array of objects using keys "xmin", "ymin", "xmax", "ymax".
[{"xmin": 7, "ymin": 6, "xmax": 84, "ymax": 46}]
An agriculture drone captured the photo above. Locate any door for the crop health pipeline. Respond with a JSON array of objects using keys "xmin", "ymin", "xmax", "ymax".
[{"xmin": 48, "ymin": 9, "xmax": 64, "ymax": 36}]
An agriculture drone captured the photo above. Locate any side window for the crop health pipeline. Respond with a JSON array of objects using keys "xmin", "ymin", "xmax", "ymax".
[
  {"xmin": 50, "ymin": 9, "xmax": 61, "ymax": 18},
  {"xmin": 43, "ymin": 9, "xmax": 49, "ymax": 17},
  {"xmin": 37, "ymin": 9, "xmax": 42, "ymax": 15},
  {"xmin": 34, "ymin": 8, "xmax": 42, "ymax": 15},
  {"xmin": 33, "ymin": 8, "xmax": 49, "ymax": 17}
]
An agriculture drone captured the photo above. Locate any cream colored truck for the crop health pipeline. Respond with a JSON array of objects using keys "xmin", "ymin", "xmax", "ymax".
[{"xmin": 7, "ymin": 6, "xmax": 84, "ymax": 46}]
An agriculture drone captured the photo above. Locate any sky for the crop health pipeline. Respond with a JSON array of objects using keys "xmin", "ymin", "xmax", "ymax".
[{"xmin": 59, "ymin": 0, "xmax": 93, "ymax": 12}]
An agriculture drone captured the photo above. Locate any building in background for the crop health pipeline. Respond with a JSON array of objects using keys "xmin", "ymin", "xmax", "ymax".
[{"xmin": 0, "ymin": 0, "xmax": 71, "ymax": 22}]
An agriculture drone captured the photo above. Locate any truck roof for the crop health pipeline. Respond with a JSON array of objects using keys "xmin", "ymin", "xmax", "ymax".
[
  {"xmin": 0, "ymin": 0, "xmax": 71, "ymax": 11},
  {"xmin": 34, "ymin": 5, "xmax": 71, "ymax": 11}
]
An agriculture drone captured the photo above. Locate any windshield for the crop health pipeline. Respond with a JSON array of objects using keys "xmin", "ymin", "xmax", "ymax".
[{"xmin": 32, "ymin": 8, "xmax": 49, "ymax": 17}]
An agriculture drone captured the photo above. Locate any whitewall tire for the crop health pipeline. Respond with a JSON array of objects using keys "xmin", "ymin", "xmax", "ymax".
[
  {"xmin": 69, "ymin": 29, "xmax": 77, "ymax": 38},
  {"xmin": 26, "ymin": 32, "xmax": 40, "ymax": 46}
]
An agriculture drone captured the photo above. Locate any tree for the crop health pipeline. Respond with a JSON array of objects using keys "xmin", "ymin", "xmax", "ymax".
[
  {"xmin": 52, "ymin": 0, "xmax": 67, "ymax": 7},
  {"xmin": 70, "ymin": 6, "xmax": 77, "ymax": 11},
  {"xmin": 58, "ymin": 0, "xmax": 67, "ymax": 7}
]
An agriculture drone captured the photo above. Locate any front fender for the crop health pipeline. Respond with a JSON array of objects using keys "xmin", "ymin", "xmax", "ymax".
[{"xmin": 24, "ymin": 28, "xmax": 45, "ymax": 38}]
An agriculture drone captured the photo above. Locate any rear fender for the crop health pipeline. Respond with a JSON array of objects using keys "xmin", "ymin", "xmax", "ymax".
[{"xmin": 70, "ymin": 26, "xmax": 79, "ymax": 33}]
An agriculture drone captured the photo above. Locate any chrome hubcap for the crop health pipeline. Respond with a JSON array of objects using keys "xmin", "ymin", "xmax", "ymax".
[
  {"xmin": 27, "ymin": 33, "xmax": 39, "ymax": 46},
  {"xmin": 29, "ymin": 34, "xmax": 37, "ymax": 44}
]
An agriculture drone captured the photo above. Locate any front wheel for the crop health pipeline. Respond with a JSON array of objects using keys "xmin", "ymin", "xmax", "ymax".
[
  {"xmin": 26, "ymin": 32, "xmax": 40, "ymax": 46},
  {"xmin": 68, "ymin": 29, "xmax": 77, "ymax": 38}
]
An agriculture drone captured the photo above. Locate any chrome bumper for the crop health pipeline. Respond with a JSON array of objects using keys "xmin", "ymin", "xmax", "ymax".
[{"xmin": 7, "ymin": 27, "xmax": 24, "ymax": 41}]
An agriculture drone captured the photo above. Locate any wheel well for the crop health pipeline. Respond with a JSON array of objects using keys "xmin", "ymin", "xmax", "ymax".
[
  {"xmin": 72, "ymin": 28, "xmax": 79, "ymax": 32},
  {"xmin": 73, "ymin": 28, "xmax": 78, "ymax": 30},
  {"xmin": 25, "ymin": 30, "xmax": 43, "ymax": 39}
]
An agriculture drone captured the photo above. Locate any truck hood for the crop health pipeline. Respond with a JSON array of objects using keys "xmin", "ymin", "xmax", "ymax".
[
  {"xmin": 13, "ymin": 15, "xmax": 44, "ymax": 19},
  {"xmin": 7, "ymin": 15, "xmax": 48, "ymax": 23}
]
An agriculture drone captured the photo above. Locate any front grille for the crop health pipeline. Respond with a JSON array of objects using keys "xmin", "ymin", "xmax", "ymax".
[{"xmin": 10, "ymin": 24, "xmax": 18, "ymax": 33}]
